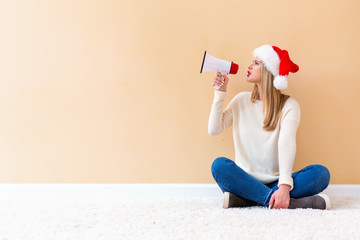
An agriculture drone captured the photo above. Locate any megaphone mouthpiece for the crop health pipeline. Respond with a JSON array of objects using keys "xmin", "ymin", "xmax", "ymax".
[{"xmin": 230, "ymin": 62, "xmax": 239, "ymax": 74}]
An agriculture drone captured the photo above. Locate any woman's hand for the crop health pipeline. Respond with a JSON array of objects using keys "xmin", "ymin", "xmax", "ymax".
[
  {"xmin": 212, "ymin": 72, "xmax": 229, "ymax": 92},
  {"xmin": 269, "ymin": 185, "xmax": 291, "ymax": 209}
]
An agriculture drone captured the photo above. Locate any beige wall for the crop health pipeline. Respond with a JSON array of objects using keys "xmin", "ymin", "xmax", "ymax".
[{"xmin": 0, "ymin": 0, "xmax": 359, "ymax": 183}]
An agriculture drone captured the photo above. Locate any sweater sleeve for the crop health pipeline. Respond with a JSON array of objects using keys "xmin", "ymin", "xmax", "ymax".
[
  {"xmin": 208, "ymin": 90, "xmax": 233, "ymax": 136},
  {"xmin": 277, "ymin": 100, "xmax": 301, "ymax": 190}
]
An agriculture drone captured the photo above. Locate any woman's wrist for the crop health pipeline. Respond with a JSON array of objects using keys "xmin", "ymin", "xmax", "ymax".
[{"xmin": 279, "ymin": 184, "xmax": 291, "ymax": 191}]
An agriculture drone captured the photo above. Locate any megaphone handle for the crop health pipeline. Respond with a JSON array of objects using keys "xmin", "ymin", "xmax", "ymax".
[{"xmin": 213, "ymin": 72, "xmax": 226, "ymax": 90}]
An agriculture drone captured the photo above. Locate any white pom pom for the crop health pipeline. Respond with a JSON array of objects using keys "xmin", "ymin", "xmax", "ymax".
[{"xmin": 273, "ymin": 75, "xmax": 288, "ymax": 90}]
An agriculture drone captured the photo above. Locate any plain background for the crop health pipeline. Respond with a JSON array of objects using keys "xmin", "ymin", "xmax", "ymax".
[{"xmin": 0, "ymin": 0, "xmax": 359, "ymax": 183}]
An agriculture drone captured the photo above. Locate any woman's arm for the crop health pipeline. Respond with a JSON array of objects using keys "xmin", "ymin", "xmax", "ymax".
[
  {"xmin": 277, "ymin": 102, "xmax": 301, "ymax": 190},
  {"xmin": 270, "ymin": 101, "xmax": 300, "ymax": 209},
  {"xmin": 208, "ymin": 73, "xmax": 233, "ymax": 136}
]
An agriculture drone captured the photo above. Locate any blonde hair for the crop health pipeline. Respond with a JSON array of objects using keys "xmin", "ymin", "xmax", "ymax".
[{"xmin": 251, "ymin": 63, "xmax": 290, "ymax": 131}]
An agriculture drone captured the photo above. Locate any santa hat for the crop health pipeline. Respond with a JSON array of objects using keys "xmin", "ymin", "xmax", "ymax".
[{"xmin": 253, "ymin": 45, "xmax": 299, "ymax": 90}]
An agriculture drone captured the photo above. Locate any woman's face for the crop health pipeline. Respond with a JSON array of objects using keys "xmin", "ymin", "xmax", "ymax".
[{"xmin": 246, "ymin": 57, "xmax": 262, "ymax": 84}]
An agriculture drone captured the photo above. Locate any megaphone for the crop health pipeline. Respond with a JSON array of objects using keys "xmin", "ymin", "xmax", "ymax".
[{"xmin": 200, "ymin": 51, "xmax": 239, "ymax": 90}]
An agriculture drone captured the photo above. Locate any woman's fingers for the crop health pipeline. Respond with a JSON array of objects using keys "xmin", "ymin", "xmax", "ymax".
[
  {"xmin": 269, "ymin": 195, "xmax": 275, "ymax": 209},
  {"xmin": 213, "ymin": 75, "xmax": 225, "ymax": 86},
  {"xmin": 217, "ymin": 72, "xmax": 225, "ymax": 80},
  {"xmin": 269, "ymin": 192, "xmax": 290, "ymax": 209},
  {"xmin": 212, "ymin": 72, "xmax": 228, "ymax": 91},
  {"xmin": 212, "ymin": 79, "xmax": 224, "ymax": 87},
  {"xmin": 216, "ymin": 78, "xmax": 225, "ymax": 85}
]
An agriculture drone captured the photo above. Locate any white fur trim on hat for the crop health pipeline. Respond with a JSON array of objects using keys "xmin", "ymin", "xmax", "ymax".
[
  {"xmin": 274, "ymin": 75, "xmax": 288, "ymax": 90},
  {"xmin": 253, "ymin": 45, "xmax": 280, "ymax": 77}
]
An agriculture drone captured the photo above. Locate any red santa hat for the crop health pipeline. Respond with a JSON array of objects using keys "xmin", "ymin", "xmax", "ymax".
[{"xmin": 253, "ymin": 45, "xmax": 299, "ymax": 90}]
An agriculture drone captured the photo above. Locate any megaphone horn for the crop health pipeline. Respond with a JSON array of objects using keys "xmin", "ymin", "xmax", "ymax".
[{"xmin": 200, "ymin": 51, "xmax": 239, "ymax": 90}]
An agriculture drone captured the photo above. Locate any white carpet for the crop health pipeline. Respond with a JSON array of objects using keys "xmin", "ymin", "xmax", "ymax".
[{"xmin": 0, "ymin": 196, "xmax": 359, "ymax": 240}]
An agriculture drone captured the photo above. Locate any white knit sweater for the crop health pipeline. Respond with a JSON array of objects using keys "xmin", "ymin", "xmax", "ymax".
[{"xmin": 208, "ymin": 91, "xmax": 301, "ymax": 189}]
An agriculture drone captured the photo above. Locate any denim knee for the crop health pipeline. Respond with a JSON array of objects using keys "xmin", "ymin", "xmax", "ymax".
[
  {"xmin": 318, "ymin": 165, "xmax": 330, "ymax": 185},
  {"xmin": 312, "ymin": 164, "xmax": 331, "ymax": 190},
  {"xmin": 211, "ymin": 157, "xmax": 234, "ymax": 176},
  {"xmin": 211, "ymin": 157, "xmax": 228, "ymax": 175}
]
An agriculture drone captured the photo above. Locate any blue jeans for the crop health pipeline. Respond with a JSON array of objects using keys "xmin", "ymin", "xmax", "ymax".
[{"xmin": 211, "ymin": 157, "xmax": 331, "ymax": 207}]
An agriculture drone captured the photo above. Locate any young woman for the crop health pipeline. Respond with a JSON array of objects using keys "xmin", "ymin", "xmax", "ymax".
[{"xmin": 208, "ymin": 45, "xmax": 331, "ymax": 210}]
